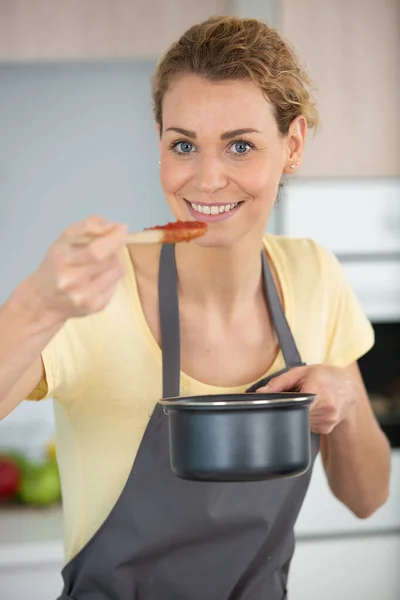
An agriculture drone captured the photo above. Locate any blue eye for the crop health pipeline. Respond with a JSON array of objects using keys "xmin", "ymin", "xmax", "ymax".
[
  {"xmin": 231, "ymin": 140, "xmax": 252, "ymax": 154},
  {"xmin": 172, "ymin": 141, "xmax": 194, "ymax": 154}
]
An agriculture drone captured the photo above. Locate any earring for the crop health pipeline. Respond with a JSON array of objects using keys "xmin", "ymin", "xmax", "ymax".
[
  {"xmin": 290, "ymin": 164, "xmax": 295, "ymax": 169},
  {"xmin": 158, "ymin": 161, "xmax": 161, "ymax": 164}
]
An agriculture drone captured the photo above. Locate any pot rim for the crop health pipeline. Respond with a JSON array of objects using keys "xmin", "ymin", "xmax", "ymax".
[{"xmin": 158, "ymin": 392, "xmax": 316, "ymax": 411}]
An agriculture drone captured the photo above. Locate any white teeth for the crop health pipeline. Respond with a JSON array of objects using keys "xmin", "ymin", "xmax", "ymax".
[{"xmin": 190, "ymin": 202, "xmax": 239, "ymax": 215}]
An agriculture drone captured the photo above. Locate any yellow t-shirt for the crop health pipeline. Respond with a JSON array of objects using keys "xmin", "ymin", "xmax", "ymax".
[{"xmin": 28, "ymin": 235, "xmax": 374, "ymax": 561}]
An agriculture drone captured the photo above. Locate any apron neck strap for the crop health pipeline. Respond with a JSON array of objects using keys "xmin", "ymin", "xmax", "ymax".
[
  {"xmin": 158, "ymin": 243, "xmax": 303, "ymax": 399},
  {"xmin": 158, "ymin": 243, "xmax": 181, "ymax": 399},
  {"xmin": 261, "ymin": 250, "xmax": 303, "ymax": 368}
]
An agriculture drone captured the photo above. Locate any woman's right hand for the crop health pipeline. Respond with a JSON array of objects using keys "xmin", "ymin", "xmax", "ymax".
[{"xmin": 29, "ymin": 215, "xmax": 128, "ymax": 322}]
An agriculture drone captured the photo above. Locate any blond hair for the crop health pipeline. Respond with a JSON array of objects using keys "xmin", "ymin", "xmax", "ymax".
[{"xmin": 152, "ymin": 15, "xmax": 319, "ymax": 136}]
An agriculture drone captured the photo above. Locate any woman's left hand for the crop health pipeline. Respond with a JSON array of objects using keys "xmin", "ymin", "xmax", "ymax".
[{"xmin": 257, "ymin": 365, "xmax": 361, "ymax": 435}]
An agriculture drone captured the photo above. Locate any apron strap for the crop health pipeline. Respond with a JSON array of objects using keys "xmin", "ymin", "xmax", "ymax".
[
  {"xmin": 261, "ymin": 250, "xmax": 304, "ymax": 369},
  {"xmin": 158, "ymin": 243, "xmax": 181, "ymax": 399},
  {"xmin": 158, "ymin": 243, "xmax": 304, "ymax": 399}
]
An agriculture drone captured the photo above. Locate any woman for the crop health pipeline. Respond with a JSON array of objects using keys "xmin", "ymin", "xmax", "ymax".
[{"xmin": 0, "ymin": 15, "xmax": 390, "ymax": 600}]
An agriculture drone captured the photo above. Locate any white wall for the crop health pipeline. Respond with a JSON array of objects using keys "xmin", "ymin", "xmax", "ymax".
[
  {"xmin": 0, "ymin": 61, "xmax": 168, "ymax": 304},
  {"xmin": 0, "ymin": 60, "xmax": 172, "ymax": 434}
]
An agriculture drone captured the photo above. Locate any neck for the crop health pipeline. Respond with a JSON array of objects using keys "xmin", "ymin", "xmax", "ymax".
[{"xmin": 175, "ymin": 233, "xmax": 266, "ymax": 311}]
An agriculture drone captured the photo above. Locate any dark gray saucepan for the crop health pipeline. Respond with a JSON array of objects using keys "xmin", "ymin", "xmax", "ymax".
[{"xmin": 158, "ymin": 392, "xmax": 316, "ymax": 482}]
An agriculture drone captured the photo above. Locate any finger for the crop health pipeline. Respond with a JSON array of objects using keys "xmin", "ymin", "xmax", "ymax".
[
  {"xmin": 61, "ymin": 215, "xmax": 116, "ymax": 239},
  {"xmin": 258, "ymin": 367, "xmax": 308, "ymax": 393},
  {"xmin": 309, "ymin": 393, "xmax": 324, "ymax": 410},
  {"xmin": 310, "ymin": 413, "xmax": 336, "ymax": 435},
  {"xmin": 55, "ymin": 255, "xmax": 123, "ymax": 293},
  {"xmin": 68, "ymin": 260, "xmax": 125, "ymax": 314},
  {"xmin": 75, "ymin": 223, "xmax": 128, "ymax": 262},
  {"xmin": 56, "ymin": 223, "xmax": 128, "ymax": 267},
  {"xmin": 255, "ymin": 385, "xmax": 271, "ymax": 393}
]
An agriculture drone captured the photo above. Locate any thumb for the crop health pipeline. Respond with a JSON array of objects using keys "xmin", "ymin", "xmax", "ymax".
[{"xmin": 258, "ymin": 367, "xmax": 306, "ymax": 393}]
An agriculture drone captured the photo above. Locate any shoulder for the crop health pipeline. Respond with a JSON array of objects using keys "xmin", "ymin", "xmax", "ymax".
[
  {"xmin": 264, "ymin": 233, "xmax": 353, "ymax": 322},
  {"xmin": 123, "ymin": 243, "xmax": 161, "ymax": 285},
  {"xmin": 264, "ymin": 234, "xmax": 374, "ymax": 366},
  {"xmin": 264, "ymin": 233, "xmax": 339, "ymax": 286}
]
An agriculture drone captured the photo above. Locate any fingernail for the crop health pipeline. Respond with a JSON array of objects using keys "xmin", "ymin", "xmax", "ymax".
[{"xmin": 255, "ymin": 385, "xmax": 269, "ymax": 393}]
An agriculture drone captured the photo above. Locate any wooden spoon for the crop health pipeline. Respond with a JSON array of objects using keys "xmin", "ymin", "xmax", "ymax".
[{"xmin": 71, "ymin": 220, "xmax": 208, "ymax": 246}]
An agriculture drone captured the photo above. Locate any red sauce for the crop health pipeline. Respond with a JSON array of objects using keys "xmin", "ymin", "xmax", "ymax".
[{"xmin": 146, "ymin": 220, "xmax": 207, "ymax": 243}]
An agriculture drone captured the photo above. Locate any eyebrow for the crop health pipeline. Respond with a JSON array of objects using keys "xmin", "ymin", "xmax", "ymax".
[{"xmin": 164, "ymin": 127, "xmax": 261, "ymax": 140}]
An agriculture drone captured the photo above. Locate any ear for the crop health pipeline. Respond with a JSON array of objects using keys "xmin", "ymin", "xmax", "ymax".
[{"xmin": 282, "ymin": 115, "xmax": 308, "ymax": 175}]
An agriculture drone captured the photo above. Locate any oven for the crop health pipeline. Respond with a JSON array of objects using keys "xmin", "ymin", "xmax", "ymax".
[
  {"xmin": 340, "ymin": 257, "xmax": 400, "ymax": 449},
  {"xmin": 359, "ymin": 321, "xmax": 400, "ymax": 448}
]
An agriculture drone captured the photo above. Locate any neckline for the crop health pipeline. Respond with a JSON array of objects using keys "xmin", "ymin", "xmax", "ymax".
[{"xmin": 123, "ymin": 234, "xmax": 293, "ymax": 394}]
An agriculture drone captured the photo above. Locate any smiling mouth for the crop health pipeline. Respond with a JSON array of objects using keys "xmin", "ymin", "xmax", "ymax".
[{"xmin": 185, "ymin": 200, "xmax": 242, "ymax": 216}]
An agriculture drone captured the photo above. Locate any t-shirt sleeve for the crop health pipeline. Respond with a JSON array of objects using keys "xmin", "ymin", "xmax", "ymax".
[
  {"xmin": 319, "ymin": 245, "xmax": 375, "ymax": 367},
  {"xmin": 26, "ymin": 312, "xmax": 103, "ymax": 403}
]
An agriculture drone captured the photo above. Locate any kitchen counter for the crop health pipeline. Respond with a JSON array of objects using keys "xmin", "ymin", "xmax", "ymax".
[
  {"xmin": 0, "ymin": 505, "xmax": 63, "ymax": 567},
  {"xmin": 0, "ymin": 505, "xmax": 64, "ymax": 600}
]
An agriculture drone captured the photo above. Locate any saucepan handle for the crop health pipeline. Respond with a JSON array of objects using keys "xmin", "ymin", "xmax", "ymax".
[{"xmin": 245, "ymin": 362, "xmax": 306, "ymax": 393}]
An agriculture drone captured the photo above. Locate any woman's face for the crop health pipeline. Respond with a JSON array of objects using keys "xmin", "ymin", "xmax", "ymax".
[{"xmin": 159, "ymin": 75, "xmax": 305, "ymax": 247}]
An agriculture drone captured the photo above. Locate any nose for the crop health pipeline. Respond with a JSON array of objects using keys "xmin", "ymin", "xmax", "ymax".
[{"xmin": 195, "ymin": 154, "xmax": 229, "ymax": 195}]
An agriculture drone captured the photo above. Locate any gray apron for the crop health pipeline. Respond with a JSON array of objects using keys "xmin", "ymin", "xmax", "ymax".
[{"xmin": 58, "ymin": 243, "xmax": 320, "ymax": 600}]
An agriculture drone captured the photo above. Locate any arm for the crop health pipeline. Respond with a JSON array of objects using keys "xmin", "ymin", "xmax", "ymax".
[
  {"xmin": 259, "ymin": 363, "xmax": 391, "ymax": 518},
  {"xmin": 0, "ymin": 215, "xmax": 128, "ymax": 420},
  {"xmin": 320, "ymin": 362, "xmax": 391, "ymax": 518},
  {"xmin": 0, "ymin": 278, "xmax": 63, "ymax": 420}
]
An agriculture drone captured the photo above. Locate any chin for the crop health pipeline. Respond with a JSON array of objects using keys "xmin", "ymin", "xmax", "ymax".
[
  {"xmin": 193, "ymin": 235, "xmax": 230, "ymax": 248},
  {"xmin": 191, "ymin": 228, "xmax": 251, "ymax": 249}
]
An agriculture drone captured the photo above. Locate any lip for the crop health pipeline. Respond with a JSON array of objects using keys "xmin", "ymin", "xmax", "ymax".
[{"xmin": 184, "ymin": 200, "xmax": 243, "ymax": 223}]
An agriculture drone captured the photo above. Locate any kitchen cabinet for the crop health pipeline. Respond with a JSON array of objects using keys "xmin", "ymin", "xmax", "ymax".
[
  {"xmin": 341, "ymin": 261, "xmax": 400, "ymax": 322},
  {"xmin": 0, "ymin": 0, "xmax": 230, "ymax": 62},
  {"xmin": 0, "ymin": 506, "xmax": 63, "ymax": 600},
  {"xmin": 279, "ymin": 178, "xmax": 400, "ymax": 321},
  {"xmin": 289, "ymin": 534, "xmax": 400, "ymax": 600},
  {"xmin": 279, "ymin": 0, "xmax": 400, "ymax": 177},
  {"xmin": 292, "ymin": 450, "xmax": 400, "ymax": 598},
  {"xmin": 0, "ymin": 558, "xmax": 63, "ymax": 600},
  {"xmin": 281, "ymin": 179, "xmax": 400, "ymax": 255}
]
